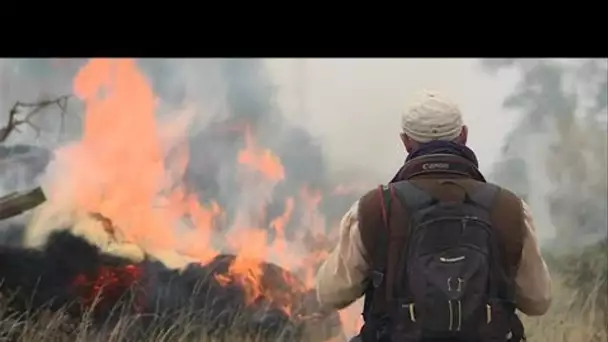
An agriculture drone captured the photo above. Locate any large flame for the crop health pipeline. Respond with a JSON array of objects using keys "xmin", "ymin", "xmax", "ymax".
[{"xmin": 39, "ymin": 58, "xmax": 363, "ymax": 337}]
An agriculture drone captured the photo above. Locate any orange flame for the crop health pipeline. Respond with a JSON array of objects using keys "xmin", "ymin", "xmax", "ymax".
[
  {"xmin": 52, "ymin": 58, "xmax": 220, "ymax": 264},
  {"xmin": 238, "ymin": 126, "xmax": 285, "ymax": 182},
  {"xmin": 47, "ymin": 58, "xmax": 363, "ymax": 338}
]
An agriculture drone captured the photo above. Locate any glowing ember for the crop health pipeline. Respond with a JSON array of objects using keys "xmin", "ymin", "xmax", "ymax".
[{"xmin": 71, "ymin": 264, "xmax": 143, "ymax": 312}]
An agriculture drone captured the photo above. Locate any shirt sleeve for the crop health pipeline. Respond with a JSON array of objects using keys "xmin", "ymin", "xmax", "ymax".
[
  {"xmin": 315, "ymin": 200, "xmax": 370, "ymax": 311},
  {"xmin": 514, "ymin": 199, "xmax": 553, "ymax": 316}
]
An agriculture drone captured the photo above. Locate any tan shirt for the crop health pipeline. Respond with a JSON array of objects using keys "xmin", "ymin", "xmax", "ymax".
[{"xmin": 315, "ymin": 198, "xmax": 552, "ymax": 316}]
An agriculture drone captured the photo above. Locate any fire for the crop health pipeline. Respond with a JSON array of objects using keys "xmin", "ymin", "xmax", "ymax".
[
  {"xmin": 45, "ymin": 58, "xmax": 363, "ymax": 338},
  {"xmin": 238, "ymin": 126, "xmax": 285, "ymax": 182},
  {"xmin": 222, "ymin": 128, "xmax": 307, "ymax": 314},
  {"xmin": 51, "ymin": 59, "xmax": 220, "ymax": 262},
  {"xmin": 72, "ymin": 264, "xmax": 143, "ymax": 312},
  {"xmin": 269, "ymin": 197, "xmax": 295, "ymax": 254}
]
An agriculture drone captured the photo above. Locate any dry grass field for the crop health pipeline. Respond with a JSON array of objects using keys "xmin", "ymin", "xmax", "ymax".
[
  {"xmin": 0, "ymin": 294, "xmax": 337, "ymax": 342},
  {"xmin": 522, "ymin": 274, "xmax": 606, "ymax": 342},
  {"xmin": 0, "ymin": 269, "xmax": 604, "ymax": 342}
]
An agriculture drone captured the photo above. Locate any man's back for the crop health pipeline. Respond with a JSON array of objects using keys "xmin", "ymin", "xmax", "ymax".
[
  {"xmin": 315, "ymin": 90, "xmax": 552, "ymax": 342},
  {"xmin": 316, "ymin": 155, "xmax": 552, "ymax": 341}
]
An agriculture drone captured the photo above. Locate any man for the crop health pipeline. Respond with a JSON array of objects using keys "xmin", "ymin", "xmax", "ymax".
[{"xmin": 315, "ymin": 91, "xmax": 552, "ymax": 342}]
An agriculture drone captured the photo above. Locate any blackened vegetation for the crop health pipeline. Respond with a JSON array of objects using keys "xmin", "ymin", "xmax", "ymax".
[{"xmin": 0, "ymin": 228, "xmax": 343, "ymax": 341}]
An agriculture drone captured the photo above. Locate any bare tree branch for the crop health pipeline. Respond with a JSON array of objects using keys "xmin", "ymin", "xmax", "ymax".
[{"xmin": 0, "ymin": 95, "xmax": 71, "ymax": 143}]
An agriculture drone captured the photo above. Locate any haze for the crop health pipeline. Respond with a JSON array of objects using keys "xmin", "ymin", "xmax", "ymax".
[{"xmin": 267, "ymin": 58, "xmax": 521, "ymax": 183}]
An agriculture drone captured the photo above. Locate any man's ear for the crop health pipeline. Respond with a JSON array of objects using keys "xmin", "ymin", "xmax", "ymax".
[
  {"xmin": 400, "ymin": 133, "xmax": 416, "ymax": 153},
  {"xmin": 457, "ymin": 125, "xmax": 468, "ymax": 145}
]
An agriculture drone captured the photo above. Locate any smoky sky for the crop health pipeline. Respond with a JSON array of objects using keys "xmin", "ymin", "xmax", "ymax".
[
  {"xmin": 266, "ymin": 58, "xmax": 521, "ymax": 182},
  {"xmin": 0, "ymin": 58, "xmax": 563, "ymax": 242}
]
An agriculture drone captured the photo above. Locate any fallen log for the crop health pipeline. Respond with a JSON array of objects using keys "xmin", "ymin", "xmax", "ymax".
[{"xmin": 0, "ymin": 187, "xmax": 46, "ymax": 220}]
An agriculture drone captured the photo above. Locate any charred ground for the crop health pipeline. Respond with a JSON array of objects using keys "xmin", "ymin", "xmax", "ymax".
[{"xmin": 0, "ymin": 226, "xmax": 342, "ymax": 341}]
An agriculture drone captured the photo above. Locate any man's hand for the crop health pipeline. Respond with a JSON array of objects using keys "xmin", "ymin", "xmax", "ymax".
[
  {"xmin": 296, "ymin": 289, "xmax": 345, "ymax": 341},
  {"xmin": 299, "ymin": 289, "xmax": 335, "ymax": 318}
]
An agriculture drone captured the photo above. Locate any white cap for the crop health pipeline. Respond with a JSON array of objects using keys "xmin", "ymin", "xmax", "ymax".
[{"xmin": 400, "ymin": 90, "xmax": 464, "ymax": 143}]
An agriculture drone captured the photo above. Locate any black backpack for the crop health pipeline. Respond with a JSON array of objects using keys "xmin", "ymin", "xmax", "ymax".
[{"xmin": 361, "ymin": 180, "xmax": 524, "ymax": 342}]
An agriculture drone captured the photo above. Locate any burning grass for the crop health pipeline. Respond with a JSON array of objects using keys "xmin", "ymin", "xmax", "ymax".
[
  {"xmin": 0, "ymin": 270, "xmax": 604, "ymax": 342},
  {"xmin": 7, "ymin": 57, "xmax": 354, "ymax": 327},
  {"xmin": 4, "ymin": 59, "xmax": 602, "ymax": 341},
  {"xmin": 0, "ymin": 58, "xmax": 364, "ymax": 340},
  {"xmin": 0, "ymin": 229, "xmax": 343, "ymax": 342}
]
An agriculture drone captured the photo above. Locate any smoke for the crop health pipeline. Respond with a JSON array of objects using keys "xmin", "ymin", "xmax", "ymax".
[
  {"xmin": 482, "ymin": 58, "xmax": 608, "ymax": 246},
  {"xmin": 266, "ymin": 58, "xmax": 520, "ymax": 183},
  {"xmin": 0, "ymin": 58, "xmax": 531, "ymax": 340},
  {"xmin": 0, "ymin": 58, "xmax": 522, "ymax": 227}
]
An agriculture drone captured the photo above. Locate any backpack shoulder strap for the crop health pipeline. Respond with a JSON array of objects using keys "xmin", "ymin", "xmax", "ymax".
[
  {"xmin": 391, "ymin": 181, "xmax": 436, "ymax": 214},
  {"xmin": 466, "ymin": 183, "xmax": 511, "ymax": 300},
  {"xmin": 385, "ymin": 181, "xmax": 437, "ymax": 300},
  {"xmin": 372, "ymin": 184, "xmax": 392, "ymax": 286},
  {"xmin": 468, "ymin": 183, "xmax": 500, "ymax": 211},
  {"xmin": 362, "ymin": 184, "xmax": 393, "ymax": 322},
  {"xmin": 364, "ymin": 182, "xmax": 433, "ymax": 311}
]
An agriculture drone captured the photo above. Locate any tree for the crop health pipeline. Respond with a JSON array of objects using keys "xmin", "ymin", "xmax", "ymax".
[
  {"xmin": 483, "ymin": 57, "xmax": 608, "ymax": 333},
  {"xmin": 482, "ymin": 58, "xmax": 608, "ymax": 245},
  {"xmin": 0, "ymin": 95, "xmax": 72, "ymax": 225}
]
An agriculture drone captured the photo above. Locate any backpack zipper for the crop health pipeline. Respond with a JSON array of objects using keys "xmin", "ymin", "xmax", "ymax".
[
  {"xmin": 457, "ymin": 300, "xmax": 462, "ymax": 331},
  {"xmin": 411, "ymin": 216, "xmax": 490, "ymax": 240},
  {"xmin": 448, "ymin": 300, "xmax": 454, "ymax": 331},
  {"xmin": 487, "ymin": 304, "xmax": 492, "ymax": 324},
  {"xmin": 440, "ymin": 256, "xmax": 466, "ymax": 263},
  {"xmin": 447, "ymin": 300, "xmax": 463, "ymax": 332},
  {"xmin": 400, "ymin": 303, "xmax": 417, "ymax": 322},
  {"xmin": 461, "ymin": 215, "xmax": 481, "ymax": 232},
  {"xmin": 409, "ymin": 303, "xmax": 416, "ymax": 322}
]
